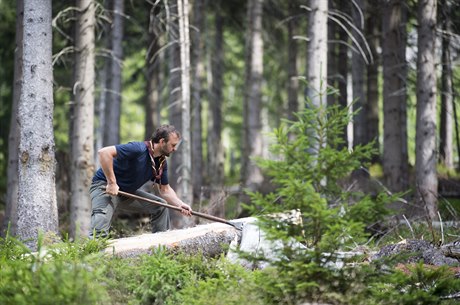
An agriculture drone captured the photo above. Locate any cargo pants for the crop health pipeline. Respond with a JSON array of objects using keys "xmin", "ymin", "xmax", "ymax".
[{"xmin": 89, "ymin": 180, "xmax": 170, "ymax": 238}]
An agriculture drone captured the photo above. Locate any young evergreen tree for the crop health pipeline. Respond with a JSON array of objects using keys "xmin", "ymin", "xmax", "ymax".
[{"xmin": 246, "ymin": 101, "xmax": 395, "ymax": 303}]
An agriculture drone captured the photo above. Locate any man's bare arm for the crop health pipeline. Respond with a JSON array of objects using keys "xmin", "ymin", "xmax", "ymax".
[
  {"xmin": 98, "ymin": 146, "xmax": 119, "ymax": 195},
  {"xmin": 159, "ymin": 184, "xmax": 192, "ymax": 216}
]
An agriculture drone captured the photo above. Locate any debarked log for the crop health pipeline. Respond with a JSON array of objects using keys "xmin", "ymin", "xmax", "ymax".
[{"xmin": 104, "ymin": 221, "xmax": 245, "ymax": 258}]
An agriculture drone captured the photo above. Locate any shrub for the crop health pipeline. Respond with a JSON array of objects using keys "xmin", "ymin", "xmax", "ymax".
[
  {"xmin": 0, "ymin": 233, "xmax": 109, "ymax": 305},
  {"xmin": 245, "ymin": 102, "xmax": 399, "ymax": 303}
]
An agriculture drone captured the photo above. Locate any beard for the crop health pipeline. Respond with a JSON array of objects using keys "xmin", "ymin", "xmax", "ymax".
[{"xmin": 160, "ymin": 144, "xmax": 171, "ymax": 157}]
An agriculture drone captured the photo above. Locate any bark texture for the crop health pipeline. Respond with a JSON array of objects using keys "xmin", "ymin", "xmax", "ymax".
[
  {"xmin": 105, "ymin": 222, "xmax": 241, "ymax": 258},
  {"xmin": 177, "ymin": 0, "xmax": 193, "ymax": 207},
  {"xmin": 439, "ymin": 0, "xmax": 453, "ymax": 169},
  {"xmin": 351, "ymin": 0, "xmax": 366, "ymax": 147},
  {"xmin": 145, "ymin": 2, "xmax": 162, "ymax": 139},
  {"xmin": 241, "ymin": 0, "xmax": 264, "ymax": 193},
  {"xmin": 103, "ymin": 0, "xmax": 124, "ymax": 146},
  {"xmin": 17, "ymin": 0, "xmax": 58, "ymax": 249},
  {"xmin": 382, "ymin": 0, "xmax": 409, "ymax": 194},
  {"xmin": 415, "ymin": 0, "xmax": 438, "ymax": 220},
  {"xmin": 70, "ymin": 0, "xmax": 96, "ymax": 238},
  {"xmin": 207, "ymin": 6, "xmax": 225, "ymax": 217},
  {"xmin": 306, "ymin": 0, "xmax": 328, "ymax": 108},
  {"xmin": 190, "ymin": 0, "xmax": 205, "ymax": 202},
  {"xmin": 4, "ymin": 0, "xmax": 23, "ymax": 236}
]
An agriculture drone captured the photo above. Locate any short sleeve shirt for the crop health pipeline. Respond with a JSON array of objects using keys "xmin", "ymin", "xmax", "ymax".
[{"xmin": 92, "ymin": 141, "xmax": 168, "ymax": 192}]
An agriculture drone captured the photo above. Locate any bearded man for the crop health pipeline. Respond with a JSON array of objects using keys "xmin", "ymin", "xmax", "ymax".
[{"xmin": 88, "ymin": 124, "xmax": 192, "ymax": 238}]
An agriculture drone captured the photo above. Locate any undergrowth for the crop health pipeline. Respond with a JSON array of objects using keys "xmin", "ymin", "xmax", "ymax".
[{"xmin": 2, "ymin": 102, "xmax": 460, "ymax": 304}]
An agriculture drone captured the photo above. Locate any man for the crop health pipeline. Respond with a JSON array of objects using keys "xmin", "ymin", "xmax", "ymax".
[{"xmin": 89, "ymin": 124, "xmax": 192, "ymax": 238}]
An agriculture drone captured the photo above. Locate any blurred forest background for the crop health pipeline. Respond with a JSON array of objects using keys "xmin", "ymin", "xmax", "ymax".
[{"xmin": 1, "ymin": 0, "xmax": 460, "ymax": 243}]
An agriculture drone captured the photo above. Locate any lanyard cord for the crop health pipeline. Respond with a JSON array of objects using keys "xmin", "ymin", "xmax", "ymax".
[{"xmin": 146, "ymin": 141, "xmax": 165, "ymax": 181}]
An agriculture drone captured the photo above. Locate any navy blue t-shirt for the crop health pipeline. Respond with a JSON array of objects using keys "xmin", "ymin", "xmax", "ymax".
[{"xmin": 92, "ymin": 141, "xmax": 168, "ymax": 192}]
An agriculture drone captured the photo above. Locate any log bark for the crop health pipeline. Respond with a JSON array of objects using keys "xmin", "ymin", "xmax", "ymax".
[{"xmin": 104, "ymin": 221, "xmax": 249, "ymax": 258}]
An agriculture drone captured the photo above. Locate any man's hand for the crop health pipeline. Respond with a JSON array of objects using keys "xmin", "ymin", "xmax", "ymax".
[
  {"xmin": 106, "ymin": 183, "xmax": 119, "ymax": 196},
  {"xmin": 180, "ymin": 203, "xmax": 192, "ymax": 216}
]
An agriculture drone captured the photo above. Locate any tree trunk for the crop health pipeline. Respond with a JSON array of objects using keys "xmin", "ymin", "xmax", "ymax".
[
  {"xmin": 190, "ymin": 0, "xmax": 205, "ymax": 203},
  {"xmin": 241, "ymin": 0, "xmax": 264, "ymax": 194},
  {"xmin": 104, "ymin": 222, "xmax": 241, "ymax": 258},
  {"xmin": 207, "ymin": 5, "xmax": 225, "ymax": 217},
  {"xmin": 103, "ymin": 0, "xmax": 124, "ymax": 146},
  {"xmin": 439, "ymin": 0, "xmax": 453, "ymax": 170},
  {"xmin": 306, "ymin": 0, "xmax": 328, "ymax": 164},
  {"xmin": 287, "ymin": 0, "xmax": 298, "ymax": 120},
  {"xmin": 415, "ymin": 0, "xmax": 438, "ymax": 220},
  {"xmin": 351, "ymin": 0, "xmax": 366, "ymax": 147},
  {"xmin": 17, "ymin": 0, "xmax": 58, "ymax": 249},
  {"xmin": 306, "ymin": 0, "xmax": 328, "ymax": 108},
  {"xmin": 366, "ymin": 3, "xmax": 381, "ymax": 163},
  {"xmin": 177, "ymin": 0, "xmax": 193, "ymax": 209},
  {"xmin": 4, "ymin": 0, "xmax": 23, "ymax": 237},
  {"xmin": 70, "ymin": 0, "xmax": 96, "ymax": 238},
  {"xmin": 168, "ymin": 2, "xmax": 182, "ymax": 193},
  {"xmin": 95, "ymin": 3, "xmax": 111, "ymax": 160},
  {"xmin": 382, "ymin": 0, "xmax": 409, "ymax": 194},
  {"xmin": 337, "ymin": 0, "xmax": 349, "ymax": 149},
  {"xmin": 145, "ymin": 2, "xmax": 162, "ymax": 139}
]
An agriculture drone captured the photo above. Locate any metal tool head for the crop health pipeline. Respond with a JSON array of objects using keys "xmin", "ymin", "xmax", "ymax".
[{"xmin": 228, "ymin": 221, "xmax": 244, "ymax": 231}]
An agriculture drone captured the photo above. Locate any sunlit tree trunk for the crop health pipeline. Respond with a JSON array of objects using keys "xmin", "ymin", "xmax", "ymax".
[
  {"xmin": 306, "ymin": 0, "xmax": 327, "ymax": 107},
  {"xmin": 103, "ymin": 0, "xmax": 124, "ymax": 146},
  {"xmin": 17, "ymin": 0, "xmax": 58, "ymax": 249},
  {"xmin": 382, "ymin": 0, "xmax": 409, "ymax": 194},
  {"xmin": 306, "ymin": 0, "xmax": 328, "ymax": 164},
  {"xmin": 241, "ymin": 0, "xmax": 264, "ymax": 194},
  {"xmin": 415, "ymin": 0, "xmax": 438, "ymax": 220},
  {"xmin": 177, "ymin": 0, "xmax": 193, "ymax": 208},
  {"xmin": 70, "ymin": 0, "xmax": 96, "ymax": 238},
  {"xmin": 4, "ymin": 0, "xmax": 23, "ymax": 237}
]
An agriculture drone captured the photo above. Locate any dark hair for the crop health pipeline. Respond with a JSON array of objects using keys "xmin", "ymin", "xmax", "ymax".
[{"xmin": 151, "ymin": 124, "xmax": 181, "ymax": 143}]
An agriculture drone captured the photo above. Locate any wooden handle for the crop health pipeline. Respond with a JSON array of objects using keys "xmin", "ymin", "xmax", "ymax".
[{"xmin": 116, "ymin": 190, "xmax": 239, "ymax": 229}]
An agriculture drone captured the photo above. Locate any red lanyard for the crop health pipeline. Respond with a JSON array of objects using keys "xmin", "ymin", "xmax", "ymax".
[{"xmin": 145, "ymin": 141, "xmax": 165, "ymax": 181}]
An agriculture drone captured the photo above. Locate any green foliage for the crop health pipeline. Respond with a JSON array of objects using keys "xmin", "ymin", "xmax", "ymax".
[
  {"xmin": 132, "ymin": 248, "xmax": 194, "ymax": 305},
  {"xmin": 0, "ymin": 233, "xmax": 110, "ymax": 305},
  {"xmin": 244, "ymin": 102, "xmax": 401, "ymax": 303},
  {"xmin": 176, "ymin": 258, "xmax": 265, "ymax": 305},
  {"xmin": 364, "ymin": 262, "xmax": 460, "ymax": 305},
  {"xmin": 248, "ymin": 102, "xmax": 393, "ymax": 247}
]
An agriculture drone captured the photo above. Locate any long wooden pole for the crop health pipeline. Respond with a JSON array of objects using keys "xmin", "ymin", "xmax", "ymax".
[{"xmin": 115, "ymin": 190, "xmax": 242, "ymax": 230}]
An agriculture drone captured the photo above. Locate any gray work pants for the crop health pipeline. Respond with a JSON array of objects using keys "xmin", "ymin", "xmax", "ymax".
[{"xmin": 89, "ymin": 180, "xmax": 170, "ymax": 238}]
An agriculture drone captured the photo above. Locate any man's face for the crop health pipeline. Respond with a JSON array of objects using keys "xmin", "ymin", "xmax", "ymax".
[{"xmin": 159, "ymin": 133, "xmax": 180, "ymax": 157}]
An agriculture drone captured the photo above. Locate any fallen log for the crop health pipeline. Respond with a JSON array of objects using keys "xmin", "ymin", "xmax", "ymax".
[{"xmin": 104, "ymin": 218, "xmax": 253, "ymax": 258}]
